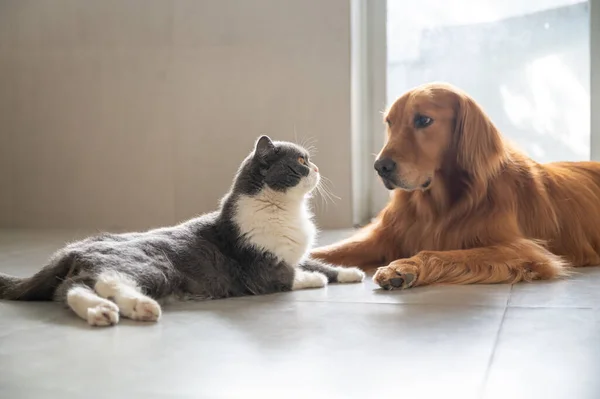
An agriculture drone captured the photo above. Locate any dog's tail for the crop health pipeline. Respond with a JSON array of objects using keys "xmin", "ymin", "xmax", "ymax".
[{"xmin": 0, "ymin": 253, "xmax": 76, "ymax": 301}]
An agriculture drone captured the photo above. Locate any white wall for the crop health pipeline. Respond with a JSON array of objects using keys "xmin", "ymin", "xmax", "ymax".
[{"xmin": 0, "ymin": 0, "xmax": 353, "ymax": 230}]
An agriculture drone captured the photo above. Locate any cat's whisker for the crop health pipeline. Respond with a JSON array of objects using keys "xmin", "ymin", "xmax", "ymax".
[
  {"xmin": 318, "ymin": 190, "xmax": 332, "ymax": 207},
  {"xmin": 303, "ymin": 136, "xmax": 317, "ymax": 146},
  {"xmin": 294, "ymin": 135, "xmax": 319, "ymax": 159},
  {"xmin": 313, "ymin": 185, "xmax": 326, "ymax": 208},
  {"xmin": 323, "ymin": 187, "xmax": 340, "ymax": 203},
  {"xmin": 306, "ymin": 146, "xmax": 318, "ymax": 157},
  {"xmin": 322, "ymin": 180, "xmax": 341, "ymax": 202},
  {"xmin": 312, "ymin": 182, "xmax": 328, "ymax": 207},
  {"xmin": 314, "ymin": 178, "xmax": 340, "ymax": 206},
  {"xmin": 319, "ymin": 175, "xmax": 341, "ymax": 196},
  {"xmin": 300, "ymin": 136, "xmax": 317, "ymax": 151},
  {"xmin": 320, "ymin": 175, "xmax": 334, "ymax": 183}
]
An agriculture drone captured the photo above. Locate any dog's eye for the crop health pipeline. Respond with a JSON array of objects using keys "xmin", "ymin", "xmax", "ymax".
[
  {"xmin": 414, "ymin": 115, "xmax": 433, "ymax": 129},
  {"xmin": 298, "ymin": 157, "xmax": 307, "ymax": 165}
]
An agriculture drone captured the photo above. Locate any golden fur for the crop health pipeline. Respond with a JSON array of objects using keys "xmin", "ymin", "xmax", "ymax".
[{"xmin": 312, "ymin": 82, "xmax": 600, "ymax": 290}]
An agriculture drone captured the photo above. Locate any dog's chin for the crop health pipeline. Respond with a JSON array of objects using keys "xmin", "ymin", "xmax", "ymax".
[
  {"xmin": 381, "ymin": 177, "xmax": 432, "ymax": 192},
  {"xmin": 381, "ymin": 178, "xmax": 397, "ymax": 191}
]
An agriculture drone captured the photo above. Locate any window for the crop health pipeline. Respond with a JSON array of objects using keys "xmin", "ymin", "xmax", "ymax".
[
  {"xmin": 388, "ymin": 0, "xmax": 590, "ymax": 163},
  {"xmin": 354, "ymin": 0, "xmax": 598, "ymax": 223}
]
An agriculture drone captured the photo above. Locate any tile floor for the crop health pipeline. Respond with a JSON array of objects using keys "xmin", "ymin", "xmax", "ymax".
[{"xmin": 0, "ymin": 229, "xmax": 599, "ymax": 399}]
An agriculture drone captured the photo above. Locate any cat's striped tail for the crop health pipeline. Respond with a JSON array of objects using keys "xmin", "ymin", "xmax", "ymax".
[{"xmin": 0, "ymin": 253, "xmax": 76, "ymax": 301}]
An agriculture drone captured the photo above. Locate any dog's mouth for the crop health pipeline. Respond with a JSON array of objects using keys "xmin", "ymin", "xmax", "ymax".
[
  {"xmin": 381, "ymin": 176, "xmax": 432, "ymax": 191},
  {"xmin": 381, "ymin": 177, "xmax": 397, "ymax": 190}
]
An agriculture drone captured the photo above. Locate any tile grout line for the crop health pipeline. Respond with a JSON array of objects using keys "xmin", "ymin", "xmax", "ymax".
[
  {"xmin": 227, "ymin": 298, "xmax": 510, "ymax": 308},
  {"xmin": 478, "ymin": 284, "xmax": 512, "ymax": 399},
  {"xmin": 227, "ymin": 298, "xmax": 596, "ymax": 309}
]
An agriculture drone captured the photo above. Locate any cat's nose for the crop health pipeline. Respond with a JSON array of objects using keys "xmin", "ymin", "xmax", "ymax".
[{"xmin": 313, "ymin": 165, "xmax": 319, "ymax": 173}]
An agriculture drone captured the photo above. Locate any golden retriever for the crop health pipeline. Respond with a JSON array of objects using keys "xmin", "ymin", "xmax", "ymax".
[{"xmin": 312, "ymin": 82, "xmax": 600, "ymax": 290}]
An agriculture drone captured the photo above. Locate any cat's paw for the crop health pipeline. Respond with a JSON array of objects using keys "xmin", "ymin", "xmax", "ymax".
[
  {"xmin": 292, "ymin": 271, "xmax": 328, "ymax": 290},
  {"xmin": 87, "ymin": 302, "xmax": 119, "ymax": 327},
  {"xmin": 336, "ymin": 267, "xmax": 365, "ymax": 283},
  {"xmin": 128, "ymin": 297, "xmax": 162, "ymax": 322}
]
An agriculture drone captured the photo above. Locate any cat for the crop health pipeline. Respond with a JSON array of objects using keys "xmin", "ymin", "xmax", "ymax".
[{"xmin": 0, "ymin": 136, "xmax": 364, "ymax": 327}]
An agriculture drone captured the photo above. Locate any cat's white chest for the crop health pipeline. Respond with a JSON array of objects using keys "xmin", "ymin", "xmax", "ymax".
[{"xmin": 234, "ymin": 194, "xmax": 315, "ymax": 266}]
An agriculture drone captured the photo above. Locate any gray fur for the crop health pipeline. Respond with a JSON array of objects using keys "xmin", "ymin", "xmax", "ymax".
[{"xmin": 0, "ymin": 136, "xmax": 349, "ymax": 305}]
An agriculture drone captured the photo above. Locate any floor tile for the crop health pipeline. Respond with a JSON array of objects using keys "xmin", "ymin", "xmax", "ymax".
[
  {"xmin": 483, "ymin": 307, "xmax": 600, "ymax": 399},
  {"xmin": 235, "ymin": 277, "xmax": 512, "ymax": 307},
  {"xmin": 1, "ymin": 229, "xmax": 600, "ymax": 399},
  {"xmin": 509, "ymin": 267, "xmax": 600, "ymax": 309},
  {"xmin": 0, "ymin": 300, "xmax": 504, "ymax": 399}
]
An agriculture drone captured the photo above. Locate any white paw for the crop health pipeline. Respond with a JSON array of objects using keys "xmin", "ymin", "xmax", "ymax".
[
  {"xmin": 129, "ymin": 297, "xmax": 162, "ymax": 322},
  {"xmin": 336, "ymin": 267, "xmax": 365, "ymax": 283},
  {"xmin": 87, "ymin": 302, "xmax": 119, "ymax": 327},
  {"xmin": 292, "ymin": 271, "xmax": 328, "ymax": 290}
]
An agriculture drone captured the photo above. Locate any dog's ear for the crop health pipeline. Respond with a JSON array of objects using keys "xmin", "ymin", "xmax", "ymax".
[{"xmin": 453, "ymin": 93, "xmax": 505, "ymax": 182}]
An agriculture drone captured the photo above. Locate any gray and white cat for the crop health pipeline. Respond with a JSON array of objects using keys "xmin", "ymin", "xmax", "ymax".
[{"xmin": 0, "ymin": 136, "xmax": 364, "ymax": 327}]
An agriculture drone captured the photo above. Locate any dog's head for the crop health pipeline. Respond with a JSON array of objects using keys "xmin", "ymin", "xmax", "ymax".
[{"xmin": 375, "ymin": 82, "xmax": 504, "ymax": 191}]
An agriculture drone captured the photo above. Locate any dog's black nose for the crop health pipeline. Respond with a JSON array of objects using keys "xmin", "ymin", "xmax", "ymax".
[{"xmin": 374, "ymin": 158, "xmax": 396, "ymax": 177}]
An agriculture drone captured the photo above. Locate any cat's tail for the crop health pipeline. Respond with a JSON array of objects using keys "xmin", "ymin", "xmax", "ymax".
[{"xmin": 0, "ymin": 252, "xmax": 76, "ymax": 301}]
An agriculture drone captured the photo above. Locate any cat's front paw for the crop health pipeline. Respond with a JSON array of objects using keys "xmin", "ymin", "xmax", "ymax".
[
  {"xmin": 292, "ymin": 271, "xmax": 328, "ymax": 290},
  {"xmin": 336, "ymin": 267, "xmax": 365, "ymax": 283}
]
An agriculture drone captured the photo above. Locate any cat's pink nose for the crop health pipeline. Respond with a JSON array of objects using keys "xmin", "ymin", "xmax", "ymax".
[{"xmin": 313, "ymin": 166, "xmax": 319, "ymax": 173}]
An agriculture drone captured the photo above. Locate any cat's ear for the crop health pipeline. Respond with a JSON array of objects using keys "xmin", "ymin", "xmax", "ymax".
[{"xmin": 254, "ymin": 135, "xmax": 275, "ymax": 158}]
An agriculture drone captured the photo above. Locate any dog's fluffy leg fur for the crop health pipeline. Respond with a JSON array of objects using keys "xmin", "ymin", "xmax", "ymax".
[
  {"xmin": 373, "ymin": 239, "xmax": 570, "ymax": 290},
  {"xmin": 311, "ymin": 225, "xmax": 385, "ymax": 268}
]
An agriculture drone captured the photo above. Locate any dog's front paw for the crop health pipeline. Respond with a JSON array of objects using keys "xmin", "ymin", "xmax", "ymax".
[
  {"xmin": 373, "ymin": 259, "xmax": 420, "ymax": 290},
  {"xmin": 336, "ymin": 267, "xmax": 365, "ymax": 283}
]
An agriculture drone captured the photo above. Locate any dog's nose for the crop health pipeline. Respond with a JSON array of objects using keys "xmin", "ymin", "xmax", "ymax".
[{"xmin": 374, "ymin": 158, "xmax": 396, "ymax": 177}]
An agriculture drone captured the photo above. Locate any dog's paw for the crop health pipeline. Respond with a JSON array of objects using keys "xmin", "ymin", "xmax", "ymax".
[
  {"xmin": 87, "ymin": 302, "xmax": 119, "ymax": 327},
  {"xmin": 373, "ymin": 259, "xmax": 420, "ymax": 290},
  {"xmin": 292, "ymin": 271, "xmax": 328, "ymax": 290},
  {"xmin": 336, "ymin": 267, "xmax": 365, "ymax": 283}
]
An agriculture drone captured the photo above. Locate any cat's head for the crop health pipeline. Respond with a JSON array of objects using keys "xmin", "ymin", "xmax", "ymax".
[{"xmin": 233, "ymin": 136, "xmax": 320, "ymax": 199}]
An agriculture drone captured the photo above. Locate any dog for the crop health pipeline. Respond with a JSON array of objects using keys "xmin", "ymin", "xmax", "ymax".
[{"xmin": 312, "ymin": 82, "xmax": 600, "ymax": 290}]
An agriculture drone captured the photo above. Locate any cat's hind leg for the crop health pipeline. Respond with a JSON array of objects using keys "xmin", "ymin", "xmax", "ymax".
[
  {"xmin": 94, "ymin": 271, "xmax": 162, "ymax": 322},
  {"xmin": 299, "ymin": 258, "xmax": 365, "ymax": 284},
  {"xmin": 55, "ymin": 280, "xmax": 120, "ymax": 327}
]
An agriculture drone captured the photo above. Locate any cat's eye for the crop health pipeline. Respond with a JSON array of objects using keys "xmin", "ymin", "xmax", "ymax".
[
  {"xmin": 298, "ymin": 157, "xmax": 307, "ymax": 165},
  {"xmin": 414, "ymin": 114, "xmax": 433, "ymax": 129}
]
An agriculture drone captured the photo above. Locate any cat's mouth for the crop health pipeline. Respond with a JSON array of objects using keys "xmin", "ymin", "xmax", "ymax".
[{"xmin": 306, "ymin": 170, "xmax": 320, "ymax": 192}]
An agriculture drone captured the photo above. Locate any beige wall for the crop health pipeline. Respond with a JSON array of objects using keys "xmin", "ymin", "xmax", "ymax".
[{"xmin": 0, "ymin": 0, "xmax": 353, "ymax": 230}]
